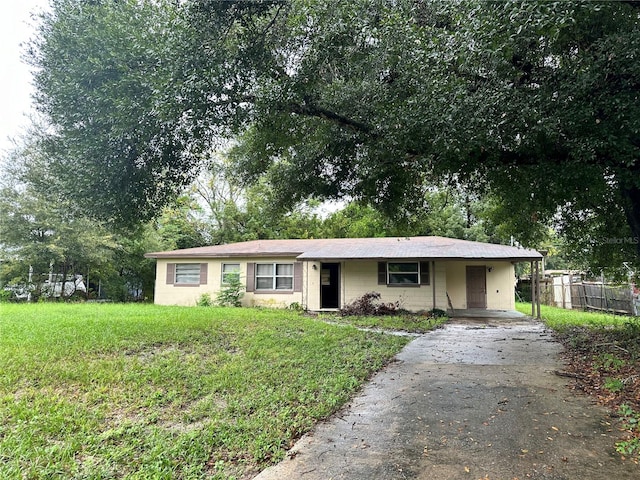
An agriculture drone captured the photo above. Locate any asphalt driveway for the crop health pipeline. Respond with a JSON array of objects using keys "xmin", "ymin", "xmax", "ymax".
[{"xmin": 254, "ymin": 314, "xmax": 639, "ymax": 479}]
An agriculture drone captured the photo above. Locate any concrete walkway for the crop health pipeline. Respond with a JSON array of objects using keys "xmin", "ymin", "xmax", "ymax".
[{"xmin": 254, "ymin": 315, "xmax": 638, "ymax": 479}]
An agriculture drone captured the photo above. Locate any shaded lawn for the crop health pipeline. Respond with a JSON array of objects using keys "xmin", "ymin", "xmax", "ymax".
[{"xmin": 0, "ymin": 304, "xmax": 412, "ymax": 479}]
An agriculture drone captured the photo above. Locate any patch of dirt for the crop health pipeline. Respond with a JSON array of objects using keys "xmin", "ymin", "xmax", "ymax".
[
  {"xmin": 555, "ymin": 324, "xmax": 640, "ymax": 458},
  {"xmin": 556, "ymin": 326, "xmax": 640, "ymax": 411}
]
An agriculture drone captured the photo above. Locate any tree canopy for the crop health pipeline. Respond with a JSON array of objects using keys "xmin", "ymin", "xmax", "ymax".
[{"xmin": 27, "ymin": 0, "xmax": 640, "ymax": 267}]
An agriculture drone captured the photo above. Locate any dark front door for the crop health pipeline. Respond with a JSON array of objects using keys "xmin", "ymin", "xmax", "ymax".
[
  {"xmin": 320, "ymin": 263, "xmax": 340, "ymax": 309},
  {"xmin": 466, "ymin": 266, "xmax": 487, "ymax": 309}
]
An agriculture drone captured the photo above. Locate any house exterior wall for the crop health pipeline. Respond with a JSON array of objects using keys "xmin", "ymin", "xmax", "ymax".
[
  {"xmin": 303, "ymin": 261, "xmax": 321, "ymax": 310},
  {"xmin": 302, "ymin": 260, "xmax": 448, "ymax": 312},
  {"xmin": 154, "ymin": 259, "xmax": 212, "ymax": 306},
  {"xmin": 154, "ymin": 257, "xmax": 304, "ymax": 308},
  {"xmin": 153, "ymin": 257, "xmax": 516, "ymax": 311},
  {"xmin": 445, "ymin": 261, "xmax": 515, "ymax": 310},
  {"xmin": 243, "ymin": 256, "xmax": 304, "ymax": 308}
]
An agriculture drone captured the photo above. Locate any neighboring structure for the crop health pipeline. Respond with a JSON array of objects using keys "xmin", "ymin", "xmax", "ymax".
[
  {"xmin": 145, "ymin": 236, "xmax": 542, "ymax": 312},
  {"xmin": 6, "ymin": 274, "xmax": 87, "ymax": 301},
  {"xmin": 542, "ymin": 273, "xmax": 638, "ymax": 316}
]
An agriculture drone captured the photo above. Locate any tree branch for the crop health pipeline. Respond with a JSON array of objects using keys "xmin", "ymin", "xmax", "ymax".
[{"xmin": 289, "ymin": 99, "xmax": 374, "ymax": 134}]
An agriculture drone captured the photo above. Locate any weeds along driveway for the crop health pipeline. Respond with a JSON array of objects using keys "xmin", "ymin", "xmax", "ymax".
[{"xmin": 254, "ymin": 317, "xmax": 639, "ymax": 480}]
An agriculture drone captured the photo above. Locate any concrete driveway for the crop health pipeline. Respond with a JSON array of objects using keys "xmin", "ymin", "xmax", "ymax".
[{"xmin": 254, "ymin": 314, "xmax": 639, "ymax": 479}]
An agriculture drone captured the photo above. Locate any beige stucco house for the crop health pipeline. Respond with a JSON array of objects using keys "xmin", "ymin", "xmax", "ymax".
[{"xmin": 145, "ymin": 236, "xmax": 542, "ymax": 312}]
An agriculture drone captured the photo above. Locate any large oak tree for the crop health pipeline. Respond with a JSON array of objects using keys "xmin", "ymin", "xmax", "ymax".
[{"xmin": 29, "ymin": 0, "xmax": 640, "ymax": 266}]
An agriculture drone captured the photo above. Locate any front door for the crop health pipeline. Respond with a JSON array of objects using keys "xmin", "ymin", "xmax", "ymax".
[
  {"xmin": 466, "ymin": 266, "xmax": 487, "ymax": 309},
  {"xmin": 320, "ymin": 263, "xmax": 340, "ymax": 309}
]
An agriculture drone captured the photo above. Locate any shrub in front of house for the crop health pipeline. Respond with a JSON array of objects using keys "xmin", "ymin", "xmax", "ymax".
[{"xmin": 215, "ymin": 273, "xmax": 244, "ymax": 307}]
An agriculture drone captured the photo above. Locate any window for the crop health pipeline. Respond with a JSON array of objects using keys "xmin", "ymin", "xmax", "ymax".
[
  {"xmin": 256, "ymin": 263, "xmax": 294, "ymax": 290},
  {"xmin": 221, "ymin": 263, "xmax": 240, "ymax": 284},
  {"xmin": 175, "ymin": 263, "xmax": 202, "ymax": 285},
  {"xmin": 378, "ymin": 261, "xmax": 430, "ymax": 286},
  {"xmin": 388, "ymin": 262, "xmax": 419, "ymax": 284}
]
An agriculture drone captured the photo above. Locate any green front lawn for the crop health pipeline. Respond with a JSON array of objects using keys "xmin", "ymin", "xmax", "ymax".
[{"xmin": 0, "ymin": 304, "xmax": 412, "ymax": 479}]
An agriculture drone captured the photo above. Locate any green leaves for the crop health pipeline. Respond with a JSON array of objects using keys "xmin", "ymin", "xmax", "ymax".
[
  {"xmin": 31, "ymin": 0, "xmax": 205, "ymax": 225},
  {"xmin": 26, "ymin": 0, "xmax": 640, "ymax": 266}
]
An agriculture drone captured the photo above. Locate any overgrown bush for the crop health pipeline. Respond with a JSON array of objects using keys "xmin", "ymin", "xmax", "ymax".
[
  {"xmin": 340, "ymin": 292, "xmax": 401, "ymax": 316},
  {"xmin": 216, "ymin": 273, "xmax": 244, "ymax": 307}
]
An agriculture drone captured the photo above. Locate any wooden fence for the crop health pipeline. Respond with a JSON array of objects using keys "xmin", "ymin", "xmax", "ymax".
[
  {"xmin": 517, "ymin": 276, "xmax": 639, "ymax": 316},
  {"xmin": 567, "ymin": 281, "xmax": 636, "ymax": 314}
]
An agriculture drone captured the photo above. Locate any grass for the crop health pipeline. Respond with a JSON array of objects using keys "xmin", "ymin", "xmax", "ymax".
[
  {"xmin": 0, "ymin": 303, "xmax": 414, "ymax": 479},
  {"xmin": 515, "ymin": 301, "xmax": 632, "ymax": 331},
  {"xmin": 321, "ymin": 313, "xmax": 447, "ymax": 333}
]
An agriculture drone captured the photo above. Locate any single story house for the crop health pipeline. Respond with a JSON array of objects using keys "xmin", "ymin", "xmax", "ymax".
[{"xmin": 145, "ymin": 236, "xmax": 542, "ymax": 312}]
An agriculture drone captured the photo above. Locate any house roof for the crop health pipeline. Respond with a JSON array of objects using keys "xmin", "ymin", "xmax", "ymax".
[{"xmin": 145, "ymin": 236, "xmax": 542, "ymax": 261}]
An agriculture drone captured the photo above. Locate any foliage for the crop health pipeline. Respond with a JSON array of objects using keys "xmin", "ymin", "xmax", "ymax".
[
  {"xmin": 26, "ymin": 0, "xmax": 640, "ymax": 271},
  {"xmin": 0, "ymin": 303, "xmax": 409, "ymax": 479},
  {"xmin": 196, "ymin": 292, "xmax": 214, "ymax": 307},
  {"xmin": 0, "ymin": 144, "xmax": 116, "ymax": 300},
  {"xmin": 428, "ymin": 308, "xmax": 448, "ymax": 318},
  {"xmin": 215, "ymin": 273, "xmax": 244, "ymax": 307},
  {"xmin": 319, "ymin": 188, "xmax": 507, "ymax": 243},
  {"xmin": 604, "ymin": 378, "xmax": 625, "ymax": 394},
  {"xmin": 515, "ymin": 302, "xmax": 631, "ymax": 332},
  {"xmin": 288, "ymin": 302, "xmax": 304, "ymax": 312},
  {"xmin": 224, "ymin": 0, "xmax": 640, "ymax": 265},
  {"xmin": 0, "ymin": 290, "xmax": 14, "ymax": 303},
  {"xmin": 0, "ymin": 137, "xmax": 174, "ymax": 302},
  {"xmin": 595, "ymin": 353, "xmax": 627, "ymax": 373},
  {"xmin": 616, "ymin": 404, "xmax": 640, "ymax": 460},
  {"xmin": 184, "ymin": 161, "xmax": 327, "ymax": 244},
  {"xmin": 99, "ymin": 223, "xmax": 164, "ymax": 302},
  {"xmin": 155, "ymin": 195, "xmax": 209, "ymax": 250},
  {"xmin": 27, "ymin": 0, "xmax": 204, "ymax": 227}
]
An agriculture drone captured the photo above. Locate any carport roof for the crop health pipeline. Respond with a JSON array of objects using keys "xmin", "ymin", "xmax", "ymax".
[{"xmin": 145, "ymin": 236, "xmax": 542, "ymax": 261}]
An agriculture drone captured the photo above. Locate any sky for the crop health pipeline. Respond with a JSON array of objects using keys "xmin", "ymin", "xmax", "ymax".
[{"xmin": 0, "ymin": 0, "xmax": 50, "ymax": 155}]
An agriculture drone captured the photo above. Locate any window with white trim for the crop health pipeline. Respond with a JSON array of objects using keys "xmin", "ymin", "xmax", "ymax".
[
  {"xmin": 221, "ymin": 263, "xmax": 240, "ymax": 284},
  {"xmin": 255, "ymin": 263, "xmax": 294, "ymax": 290},
  {"xmin": 175, "ymin": 263, "xmax": 201, "ymax": 284}
]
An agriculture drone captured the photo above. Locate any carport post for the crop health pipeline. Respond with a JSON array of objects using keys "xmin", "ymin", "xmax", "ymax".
[
  {"xmin": 531, "ymin": 261, "xmax": 535, "ymax": 317},
  {"xmin": 531, "ymin": 260, "xmax": 541, "ymax": 319},
  {"xmin": 535, "ymin": 260, "xmax": 541, "ymax": 319}
]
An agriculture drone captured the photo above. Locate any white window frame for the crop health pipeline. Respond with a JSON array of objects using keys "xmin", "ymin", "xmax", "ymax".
[
  {"xmin": 175, "ymin": 263, "xmax": 201, "ymax": 285},
  {"xmin": 255, "ymin": 263, "xmax": 294, "ymax": 291},
  {"xmin": 221, "ymin": 263, "xmax": 241, "ymax": 285}
]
